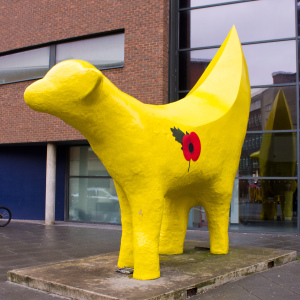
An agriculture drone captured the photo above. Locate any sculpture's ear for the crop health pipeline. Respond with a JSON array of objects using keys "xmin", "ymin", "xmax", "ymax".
[{"xmin": 45, "ymin": 59, "xmax": 103, "ymax": 101}]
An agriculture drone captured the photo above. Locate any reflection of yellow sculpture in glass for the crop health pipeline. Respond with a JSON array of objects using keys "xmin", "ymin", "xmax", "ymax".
[
  {"xmin": 251, "ymin": 89, "xmax": 296, "ymax": 220},
  {"xmin": 24, "ymin": 26, "xmax": 250, "ymax": 280}
]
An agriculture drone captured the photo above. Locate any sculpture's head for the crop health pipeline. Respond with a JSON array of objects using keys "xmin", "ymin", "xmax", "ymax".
[{"xmin": 24, "ymin": 60, "xmax": 103, "ymax": 121}]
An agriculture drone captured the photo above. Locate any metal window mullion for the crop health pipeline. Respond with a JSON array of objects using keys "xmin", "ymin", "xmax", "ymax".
[
  {"xmin": 178, "ymin": 37, "xmax": 297, "ymax": 53},
  {"xmin": 179, "ymin": 83, "xmax": 298, "ymax": 94},
  {"xmin": 236, "ymin": 177, "xmax": 298, "ymax": 180},
  {"xmin": 295, "ymin": 0, "xmax": 300, "ymax": 235},
  {"xmin": 0, "ymin": 77, "xmax": 44, "ymax": 86},
  {"xmin": 49, "ymin": 45, "xmax": 56, "ymax": 68},
  {"xmin": 251, "ymin": 83, "xmax": 297, "ymax": 89},
  {"xmin": 246, "ymin": 130, "xmax": 297, "ymax": 134},
  {"xmin": 169, "ymin": 0, "xmax": 179, "ymax": 103},
  {"xmin": 178, "ymin": 0, "xmax": 257, "ymax": 12}
]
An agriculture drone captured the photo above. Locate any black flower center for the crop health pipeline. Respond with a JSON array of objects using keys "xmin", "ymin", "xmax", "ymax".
[{"xmin": 189, "ymin": 142, "xmax": 194, "ymax": 153}]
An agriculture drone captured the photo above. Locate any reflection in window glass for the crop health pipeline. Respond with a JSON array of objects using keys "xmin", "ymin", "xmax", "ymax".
[
  {"xmin": 243, "ymin": 41, "xmax": 296, "ymax": 86},
  {"xmin": 178, "ymin": 92, "xmax": 188, "ymax": 100},
  {"xmin": 187, "ymin": 206, "xmax": 207, "ymax": 229},
  {"xmin": 179, "ymin": 48, "xmax": 217, "ymax": 90},
  {"xmin": 179, "ymin": 41, "xmax": 296, "ymax": 90},
  {"xmin": 188, "ymin": 178, "xmax": 298, "ymax": 232},
  {"xmin": 68, "ymin": 146, "xmax": 120, "ymax": 224},
  {"xmin": 69, "ymin": 177, "xmax": 120, "ymax": 223},
  {"xmin": 69, "ymin": 146, "xmax": 110, "ymax": 176},
  {"xmin": 0, "ymin": 47, "xmax": 50, "ymax": 84},
  {"xmin": 239, "ymin": 132, "xmax": 296, "ymax": 178},
  {"xmin": 56, "ymin": 33, "xmax": 124, "ymax": 69},
  {"xmin": 179, "ymin": 0, "xmax": 295, "ymax": 49},
  {"xmin": 250, "ymin": 86, "xmax": 297, "ymax": 131},
  {"xmin": 234, "ymin": 179, "xmax": 297, "ymax": 233}
]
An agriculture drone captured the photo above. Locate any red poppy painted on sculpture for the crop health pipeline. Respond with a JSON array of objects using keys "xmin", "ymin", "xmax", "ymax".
[
  {"xmin": 171, "ymin": 127, "xmax": 201, "ymax": 171},
  {"xmin": 182, "ymin": 132, "xmax": 201, "ymax": 162}
]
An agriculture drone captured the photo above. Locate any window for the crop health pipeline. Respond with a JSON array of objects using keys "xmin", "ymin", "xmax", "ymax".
[
  {"xmin": 172, "ymin": 0, "xmax": 298, "ymax": 232},
  {"xmin": 56, "ymin": 33, "xmax": 124, "ymax": 70},
  {"xmin": 179, "ymin": 0, "xmax": 295, "ymax": 49},
  {"xmin": 179, "ymin": 41, "xmax": 296, "ymax": 90},
  {"xmin": 0, "ymin": 32, "xmax": 124, "ymax": 84},
  {"xmin": 0, "ymin": 47, "xmax": 50, "ymax": 84},
  {"xmin": 68, "ymin": 146, "xmax": 120, "ymax": 224}
]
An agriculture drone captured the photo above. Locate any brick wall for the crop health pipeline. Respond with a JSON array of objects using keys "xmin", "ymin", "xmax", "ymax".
[{"xmin": 0, "ymin": 0, "xmax": 169, "ymax": 144}]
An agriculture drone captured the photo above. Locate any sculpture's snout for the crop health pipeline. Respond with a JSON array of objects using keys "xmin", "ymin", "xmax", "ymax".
[{"xmin": 24, "ymin": 78, "xmax": 54, "ymax": 113}]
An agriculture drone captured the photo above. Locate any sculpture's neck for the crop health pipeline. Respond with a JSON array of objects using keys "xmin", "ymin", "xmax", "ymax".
[{"xmin": 68, "ymin": 75, "xmax": 144, "ymax": 159}]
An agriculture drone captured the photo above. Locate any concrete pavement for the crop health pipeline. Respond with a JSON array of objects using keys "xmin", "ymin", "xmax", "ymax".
[{"xmin": 0, "ymin": 221, "xmax": 299, "ymax": 299}]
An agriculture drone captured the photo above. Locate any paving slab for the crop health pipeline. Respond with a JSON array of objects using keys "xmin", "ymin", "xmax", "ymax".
[{"xmin": 7, "ymin": 241, "xmax": 296, "ymax": 300}]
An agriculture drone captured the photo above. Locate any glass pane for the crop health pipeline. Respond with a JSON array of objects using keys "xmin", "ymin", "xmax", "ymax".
[
  {"xmin": 69, "ymin": 146, "xmax": 110, "ymax": 176},
  {"xmin": 179, "ymin": 0, "xmax": 295, "ymax": 49},
  {"xmin": 239, "ymin": 132, "xmax": 297, "ymax": 177},
  {"xmin": 0, "ymin": 47, "xmax": 50, "ymax": 84},
  {"xmin": 187, "ymin": 178, "xmax": 298, "ymax": 233},
  {"xmin": 180, "ymin": 0, "xmax": 245, "ymax": 9},
  {"xmin": 179, "ymin": 41, "xmax": 296, "ymax": 90},
  {"xmin": 187, "ymin": 206, "xmax": 208, "ymax": 229},
  {"xmin": 178, "ymin": 92, "xmax": 189, "ymax": 100},
  {"xmin": 250, "ymin": 86, "xmax": 297, "ymax": 131},
  {"xmin": 232, "ymin": 179, "xmax": 297, "ymax": 233},
  {"xmin": 244, "ymin": 41, "xmax": 296, "ymax": 86},
  {"xmin": 179, "ymin": 48, "xmax": 218, "ymax": 90},
  {"xmin": 69, "ymin": 177, "xmax": 120, "ymax": 223},
  {"xmin": 56, "ymin": 33, "xmax": 124, "ymax": 69}
]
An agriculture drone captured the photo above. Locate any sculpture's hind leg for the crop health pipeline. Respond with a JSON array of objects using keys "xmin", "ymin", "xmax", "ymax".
[
  {"xmin": 159, "ymin": 196, "xmax": 190, "ymax": 255},
  {"xmin": 115, "ymin": 181, "xmax": 134, "ymax": 268},
  {"xmin": 205, "ymin": 194, "xmax": 231, "ymax": 254}
]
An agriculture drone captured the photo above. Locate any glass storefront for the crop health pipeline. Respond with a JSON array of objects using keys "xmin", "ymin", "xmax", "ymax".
[
  {"xmin": 173, "ymin": 0, "xmax": 299, "ymax": 233},
  {"xmin": 68, "ymin": 146, "xmax": 120, "ymax": 224}
]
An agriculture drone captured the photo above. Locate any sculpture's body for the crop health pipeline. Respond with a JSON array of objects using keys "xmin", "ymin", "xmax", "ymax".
[{"xmin": 24, "ymin": 27, "xmax": 250, "ymax": 280}]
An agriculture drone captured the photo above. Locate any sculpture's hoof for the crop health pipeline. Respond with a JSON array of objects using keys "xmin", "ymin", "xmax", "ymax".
[
  {"xmin": 133, "ymin": 270, "xmax": 160, "ymax": 280},
  {"xmin": 210, "ymin": 247, "xmax": 228, "ymax": 255}
]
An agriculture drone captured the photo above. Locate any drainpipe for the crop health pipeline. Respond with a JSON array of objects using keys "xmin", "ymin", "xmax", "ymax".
[{"xmin": 45, "ymin": 143, "xmax": 56, "ymax": 225}]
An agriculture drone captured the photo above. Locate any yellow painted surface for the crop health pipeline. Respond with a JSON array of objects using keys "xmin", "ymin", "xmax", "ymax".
[{"xmin": 24, "ymin": 26, "xmax": 250, "ymax": 280}]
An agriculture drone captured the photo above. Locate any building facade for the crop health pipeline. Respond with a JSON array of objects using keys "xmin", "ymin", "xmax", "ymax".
[
  {"xmin": 0, "ymin": 0, "xmax": 299, "ymax": 234},
  {"xmin": 0, "ymin": 0, "xmax": 169, "ymax": 223}
]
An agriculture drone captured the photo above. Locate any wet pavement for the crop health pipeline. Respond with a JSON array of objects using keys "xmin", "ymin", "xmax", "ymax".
[{"xmin": 0, "ymin": 221, "xmax": 300, "ymax": 299}]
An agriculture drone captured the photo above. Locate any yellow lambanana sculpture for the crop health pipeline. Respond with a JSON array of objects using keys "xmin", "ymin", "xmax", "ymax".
[{"xmin": 24, "ymin": 26, "xmax": 250, "ymax": 280}]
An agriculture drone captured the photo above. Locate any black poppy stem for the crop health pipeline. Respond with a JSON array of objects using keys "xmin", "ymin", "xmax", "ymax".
[{"xmin": 188, "ymin": 160, "xmax": 191, "ymax": 172}]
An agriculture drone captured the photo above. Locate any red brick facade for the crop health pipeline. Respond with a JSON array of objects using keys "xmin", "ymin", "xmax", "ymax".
[{"xmin": 0, "ymin": 0, "xmax": 169, "ymax": 144}]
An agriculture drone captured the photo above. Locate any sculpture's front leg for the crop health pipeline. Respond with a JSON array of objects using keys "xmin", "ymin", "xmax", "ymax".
[
  {"xmin": 115, "ymin": 181, "xmax": 134, "ymax": 268},
  {"xmin": 205, "ymin": 191, "xmax": 232, "ymax": 254},
  {"xmin": 129, "ymin": 191, "xmax": 164, "ymax": 280},
  {"xmin": 159, "ymin": 196, "xmax": 190, "ymax": 255}
]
